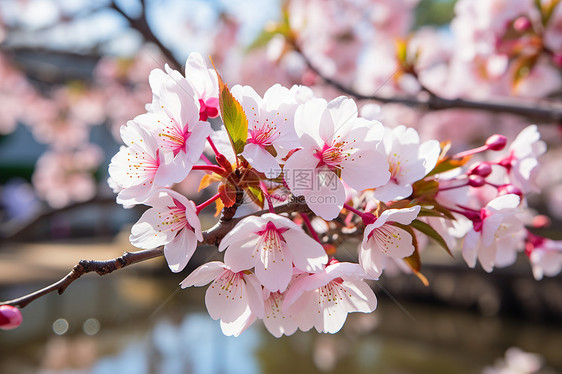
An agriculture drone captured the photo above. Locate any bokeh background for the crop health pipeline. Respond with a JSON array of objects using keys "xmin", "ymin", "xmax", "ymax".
[{"xmin": 1, "ymin": 0, "xmax": 561, "ymax": 373}]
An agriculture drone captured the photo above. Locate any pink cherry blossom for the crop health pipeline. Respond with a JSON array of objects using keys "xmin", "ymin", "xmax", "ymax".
[
  {"xmin": 262, "ymin": 288, "xmax": 299, "ymax": 338},
  {"xmin": 526, "ymin": 233, "xmax": 562, "ymax": 280},
  {"xmin": 0, "ymin": 305, "xmax": 22, "ymax": 330},
  {"xmin": 284, "ymin": 96, "xmax": 390, "ymax": 220},
  {"xmin": 283, "ymin": 262, "xmax": 377, "ymax": 334},
  {"xmin": 219, "ymin": 213, "xmax": 328, "ymax": 292},
  {"xmin": 231, "ymin": 84, "xmax": 300, "ymax": 177},
  {"xmin": 359, "ymin": 206, "xmax": 421, "ymax": 278},
  {"xmin": 496, "ymin": 125, "xmax": 546, "ymax": 194},
  {"xmin": 130, "ymin": 189, "xmax": 202, "ymax": 273},
  {"xmin": 184, "ymin": 52, "xmax": 220, "ymax": 121},
  {"xmin": 372, "ymin": 125, "xmax": 441, "ymax": 202},
  {"xmin": 462, "ymin": 194, "xmax": 525, "ymax": 272},
  {"xmin": 108, "ymin": 121, "xmax": 177, "ymax": 206},
  {"xmin": 180, "ymin": 261, "xmax": 264, "ymax": 336},
  {"xmin": 135, "ymin": 72, "xmax": 211, "ymax": 182},
  {"xmin": 32, "ymin": 145, "xmax": 103, "ymax": 208}
]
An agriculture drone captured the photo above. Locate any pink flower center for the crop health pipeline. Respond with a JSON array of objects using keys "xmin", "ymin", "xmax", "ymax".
[
  {"xmin": 255, "ymin": 221, "xmax": 290, "ymax": 270},
  {"xmin": 213, "ymin": 270, "xmax": 245, "ymax": 298},
  {"xmin": 158, "ymin": 119, "xmax": 192, "ymax": 157},
  {"xmin": 160, "ymin": 197, "xmax": 192, "ymax": 235},
  {"xmin": 248, "ymin": 122, "xmax": 279, "ymax": 146},
  {"xmin": 314, "ymin": 142, "xmax": 351, "ymax": 169}
]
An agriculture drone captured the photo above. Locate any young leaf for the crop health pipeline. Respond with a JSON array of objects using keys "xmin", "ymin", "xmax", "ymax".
[
  {"xmin": 218, "ymin": 182, "xmax": 237, "ymax": 208},
  {"xmin": 212, "ymin": 63, "xmax": 248, "ymax": 156},
  {"xmin": 246, "ymin": 185, "xmax": 265, "ymax": 209},
  {"xmin": 410, "ymin": 219, "xmax": 453, "ymax": 257},
  {"xmin": 397, "ymin": 223, "xmax": 430, "ymax": 287}
]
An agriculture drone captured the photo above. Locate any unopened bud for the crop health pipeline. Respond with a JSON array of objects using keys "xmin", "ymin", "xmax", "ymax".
[
  {"xmin": 0, "ymin": 305, "xmax": 22, "ymax": 331},
  {"xmin": 468, "ymin": 175, "xmax": 486, "ymax": 187},
  {"xmin": 497, "ymin": 184, "xmax": 523, "ymax": 198},
  {"xmin": 468, "ymin": 162, "xmax": 493, "ymax": 177},
  {"xmin": 485, "ymin": 135, "xmax": 507, "ymax": 151},
  {"xmin": 513, "ymin": 16, "xmax": 532, "ymax": 32},
  {"xmin": 532, "ymin": 215, "xmax": 551, "ymax": 228}
]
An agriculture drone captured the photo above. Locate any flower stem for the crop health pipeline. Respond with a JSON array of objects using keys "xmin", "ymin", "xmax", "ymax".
[
  {"xmin": 343, "ymin": 203, "xmax": 366, "ymax": 218},
  {"xmin": 196, "ymin": 193, "xmax": 221, "ymax": 214},
  {"xmin": 200, "ymin": 153, "xmax": 214, "ymax": 166},
  {"xmin": 300, "ymin": 213, "xmax": 322, "ymax": 244},
  {"xmin": 206, "ymin": 136, "xmax": 222, "ymax": 157},
  {"xmin": 192, "ymin": 164, "xmax": 225, "ymax": 174},
  {"xmin": 260, "ymin": 180, "xmax": 275, "ymax": 213}
]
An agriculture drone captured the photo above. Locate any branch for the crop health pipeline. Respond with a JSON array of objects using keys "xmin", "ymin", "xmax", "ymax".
[
  {"xmin": 0, "ymin": 248, "xmax": 164, "ymax": 308},
  {"xmin": 109, "ymin": 0, "xmax": 182, "ymax": 71},
  {"xmin": 299, "ymin": 50, "xmax": 562, "ymax": 123},
  {"xmin": 0, "ymin": 199, "xmax": 310, "ymax": 308}
]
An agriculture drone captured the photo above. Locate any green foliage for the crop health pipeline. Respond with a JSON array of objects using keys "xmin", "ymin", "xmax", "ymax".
[
  {"xmin": 216, "ymin": 71, "xmax": 248, "ymax": 156},
  {"xmin": 414, "ymin": 0, "xmax": 457, "ymax": 29}
]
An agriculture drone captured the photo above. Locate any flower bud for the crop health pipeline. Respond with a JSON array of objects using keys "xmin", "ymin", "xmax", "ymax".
[
  {"xmin": 513, "ymin": 16, "xmax": 531, "ymax": 32},
  {"xmin": 497, "ymin": 184, "xmax": 523, "ymax": 198},
  {"xmin": 485, "ymin": 135, "xmax": 507, "ymax": 151},
  {"xmin": 468, "ymin": 162, "xmax": 492, "ymax": 177},
  {"xmin": 468, "ymin": 175, "xmax": 486, "ymax": 187},
  {"xmin": 0, "ymin": 305, "xmax": 22, "ymax": 330}
]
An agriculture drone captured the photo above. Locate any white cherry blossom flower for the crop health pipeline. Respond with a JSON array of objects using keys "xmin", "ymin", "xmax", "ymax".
[
  {"xmin": 284, "ymin": 96, "xmax": 390, "ymax": 220},
  {"xmin": 262, "ymin": 288, "xmax": 299, "ymax": 338},
  {"xmin": 462, "ymin": 194, "xmax": 524, "ymax": 272},
  {"xmin": 526, "ymin": 233, "xmax": 562, "ymax": 280},
  {"xmin": 109, "ymin": 121, "xmax": 177, "ymax": 205},
  {"xmin": 373, "ymin": 125, "xmax": 440, "ymax": 202},
  {"xmin": 219, "ymin": 213, "xmax": 328, "ymax": 292},
  {"xmin": 359, "ymin": 205, "xmax": 421, "ymax": 278},
  {"xmin": 129, "ymin": 189, "xmax": 202, "ymax": 273},
  {"xmin": 497, "ymin": 125, "xmax": 546, "ymax": 194},
  {"xmin": 231, "ymin": 84, "xmax": 300, "ymax": 178},
  {"xmin": 138, "ymin": 71, "xmax": 211, "ymax": 183},
  {"xmin": 283, "ymin": 262, "xmax": 377, "ymax": 334},
  {"xmin": 181, "ymin": 262, "xmax": 264, "ymax": 336}
]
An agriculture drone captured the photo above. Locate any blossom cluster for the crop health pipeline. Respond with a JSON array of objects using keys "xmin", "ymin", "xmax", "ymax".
[{"xmin": 108, "ymin": 52, "xmax": 561, "ymax": 337}]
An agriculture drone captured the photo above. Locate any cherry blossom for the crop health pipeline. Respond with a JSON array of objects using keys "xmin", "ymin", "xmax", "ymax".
[
  {"xmin": 219, "ymin": 213, "xmax": 328, "ymax": 292},
  {"xmin": 359, "ymin": 206, "xmax": 421, "ymax": 278},
  {"xmin": 231, "ymin": 84, "xmax": 300, "ymax": 177},
  {"xmin": 135, "ymin": 72, "xmax": 211, "ymax": 183},
  {"xmin": 372, "ymin": 125, "xmax": 441, "ymax": 202},
  {"xmin": 283, "ymin": 261, "xmax": 377, "ymax": 334},
  {"xmin": 130, "ymin": 189, "xmax": 202, "ymax": 273},
  {"xmin": 262, "ymin": 288, "xmax": 299, "ymax": 338},
  {"xmin": 526, "ymin": 233, "xmax": 562, "ymax": 280},
  {"xmin": 108, "ymin": 121, "xmax": 176, "ymax": 206},
  {"xmin": 496, "ymin": 125, "xmax": 546, "ymax": 194},
  {"xmin": 284, "ymin": 96, "xmax": 390, "ymax": 220},
  {"xmin": 180, "ymin": 262, "xmax": 264, "ymax": 336},
  {"xmin": 462, "ymin": 194, "xmax": 525, "ymax": 272}
]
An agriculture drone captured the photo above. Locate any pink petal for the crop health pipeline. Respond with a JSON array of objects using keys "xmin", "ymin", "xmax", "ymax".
[{"xmin": 180, "ymin": 261, "xmax": 225, "ymax": 288}]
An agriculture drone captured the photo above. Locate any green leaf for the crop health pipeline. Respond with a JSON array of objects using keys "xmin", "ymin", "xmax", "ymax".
[
  {"xmin": 214, "ymin": 64, "xmax": 248, "ymax": 156},
  {"xmin": 410, "ymin": 219, "xmax": 453, "ymax": 257},
  {"xmin": 245, "ymin": 185, "xmax": 264, "ymax": 209},
  {"xmin": 426, "ymin": 156, "xmax": 470, "ymax": 177}
]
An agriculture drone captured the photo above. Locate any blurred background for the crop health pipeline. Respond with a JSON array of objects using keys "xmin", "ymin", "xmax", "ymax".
[{"xmin": 1, "ymin": 0, "xmax": 561, "ymax": 373}]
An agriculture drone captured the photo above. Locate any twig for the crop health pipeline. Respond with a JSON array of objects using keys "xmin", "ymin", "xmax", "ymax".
[
  {"xmin": 0, "ymin": 199, "xmax": 310, "ymax": 308},
  {"xmin": 299, "ymin": 50, "xmax": 562, "ymax": 123},
  {"xmin": 109, "ymin": 0, "xmax": 182, "ymax": 71}
]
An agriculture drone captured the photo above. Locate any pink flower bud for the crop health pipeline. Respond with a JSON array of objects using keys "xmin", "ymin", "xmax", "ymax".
[
  {"xmin": 468, "ymin": 162, "xmax": 493, "ymax": 177},
  {"xmin": 468, "ymin": 175, "xmax": 486, "ymax": 187},
  {"xmin": 513, "ymin": 17, "xmax": 531, "ymax": 32},
  {"xmin": 497, "ymin": 184, "xmax": 523, "ymax": 198},
  {"xmin": 0, "ymin": 305, "xmax": 23, "ymax": 330},
  {"xmin": 485, "ymin": 135, "xmax": 507, "ymax": 151}
]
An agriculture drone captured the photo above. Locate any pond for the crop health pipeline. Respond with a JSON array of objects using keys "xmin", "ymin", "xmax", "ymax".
[{"xmin": 1, "ymin": 268, "xmax": 561, "ymax": 374}]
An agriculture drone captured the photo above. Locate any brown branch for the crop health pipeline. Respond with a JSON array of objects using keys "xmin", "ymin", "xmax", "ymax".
[
  {"xmin": 0, "ymin": 199, "xmax": 310, "ymax": 309},
  {"xmin": 299, "ymin": 50, "xmax": 562, "ymax": 123},
  {"xmin": 0, "ymin": 248, "xmax": 164, "ymax": 308}
]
